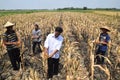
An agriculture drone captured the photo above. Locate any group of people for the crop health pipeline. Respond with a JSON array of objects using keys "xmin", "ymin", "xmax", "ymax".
[{"xmin": 2, "ymin": 21, "xmax": 110, "ymax": 79}]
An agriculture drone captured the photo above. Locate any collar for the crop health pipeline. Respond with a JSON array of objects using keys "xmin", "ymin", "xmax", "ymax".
[
  {"xmin": 52, "ymin": 33, "xmax": 60, "ymax": 39},
  {"xmin": 101, "ymin": 33, "xmax": 108, "ymax": 36}
]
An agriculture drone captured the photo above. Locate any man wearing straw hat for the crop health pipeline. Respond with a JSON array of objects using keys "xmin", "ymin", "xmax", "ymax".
[
  {"xmin": 3, "ymin": 21, "xmax": 21, "ymax": 71},
  {"xmin": 44, "ymin": 27, "xmax": 63, "ymax": 79},
  {"xmin": 94, "ymin": 26, "xmax": 111, "ymax": 64}
]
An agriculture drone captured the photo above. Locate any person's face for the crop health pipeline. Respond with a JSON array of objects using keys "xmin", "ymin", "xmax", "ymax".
[
  {"xmin": 55, "ymin": 31, "xmax": 61, "ymax": 38},
  {"xmin": 6, "ymin": 26, "xmax": 13, "ymax": 31},
  {"xmin": 101, "ymin": 29, "xmax": 107, "ymax": 33},
  {"xmin": 35, "ymin": 25, "xmax": 38, "ymax": 30}
]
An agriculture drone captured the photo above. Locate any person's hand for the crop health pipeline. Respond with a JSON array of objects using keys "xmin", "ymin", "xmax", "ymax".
[
  {"xmin": 92, "ymin": 40, "xmax": 95, "ymax": 43},
  {"xmin": 95, "ymin": 40, "xmax": 100, "ymax": 44},
  {"xmin": 35, "ymin": 35, "xmax": 39, "ymax": 38},
  {"xmin": 2, "ymin": 43, "xmax": 6, "ymax": 49},
  {"xmin": 12, "ymin": 42, "xmax": 17, "ymax": 45},
  {"xmin": 12, "ymin": 42, "xmax": 21, "ymax": 46},
  {"xmin": 44, "ymin": 52, "xmax": 49, "ymax": 59},
  {"xmin": 92, "ymin": 40, "xmax": 98, "ymax": 43},
  {"xmin": 100, "ymin": 41, "xmax": 105, "ymax": 44},
  {"xmin": 32, "ymin": 35, "xmax": 38, "ymax": 39},
  {"xmin": 49, "ymin": 53, "xmax": 54, "ymax": 58}
]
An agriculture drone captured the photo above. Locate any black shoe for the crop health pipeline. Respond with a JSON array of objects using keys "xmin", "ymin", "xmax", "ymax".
[
  {"xmin": 47, "ymin": 75, "xmax": 53, "ymax": 79},
  {"xmin": 96, "ymin": 61, "xmax": 101, "ymax": 64},
  {"xmin": 13, "ymin": 68, "xmax": 19, "ymax": 71},
  {"xmin": 53, "ymin": 73, "xmax": 58, "ymax": 75}
]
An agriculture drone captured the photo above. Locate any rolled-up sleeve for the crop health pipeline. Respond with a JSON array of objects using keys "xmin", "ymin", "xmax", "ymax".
[
  {"xmin": 106, "ymin": 35, "xmax": 110, "ymax": 43},
  {"xmin": 3, "ymin": 34, "xmax": 7, "ymax": 42},
  {"xmin": 38, "ymin": 30, "xmax": 42, "ymax": 36}
]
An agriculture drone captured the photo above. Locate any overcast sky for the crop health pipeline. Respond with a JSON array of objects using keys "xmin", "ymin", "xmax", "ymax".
[{"xmin": 0, "ymin": 0, "xmax": 120, "ymax": 10}]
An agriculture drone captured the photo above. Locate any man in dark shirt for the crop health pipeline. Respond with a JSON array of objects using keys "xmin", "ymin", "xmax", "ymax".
[
  {"xmin": 3, "ymin": 21, "xmax": 21, "ymax": 71},
  {"xmin": 94, "ymin": 26, "xmax": 110, "ymax": 64}
]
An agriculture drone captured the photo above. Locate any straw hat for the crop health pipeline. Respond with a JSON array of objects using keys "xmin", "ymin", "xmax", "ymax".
[
  {"xmin": 100, "ymin": 26, "xmax": 110, "ymax": 32},
  {"xmin": 4, "ymin": 21, "xmax": 15, "ymax": 28}
]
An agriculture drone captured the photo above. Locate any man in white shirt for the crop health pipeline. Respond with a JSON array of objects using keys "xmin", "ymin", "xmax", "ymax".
[
  {"xmin": 32, "ymin": 23, "xmax": 42, "ymax": 55},
  {"xmin": 44, "ymin": 27, "xmax": 63, "ymax": 79}
]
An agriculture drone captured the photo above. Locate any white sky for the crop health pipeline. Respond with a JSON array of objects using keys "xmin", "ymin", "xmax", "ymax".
[{"xmin": 0, "ymin": 0, "xmax": 120, "ymax": 10}]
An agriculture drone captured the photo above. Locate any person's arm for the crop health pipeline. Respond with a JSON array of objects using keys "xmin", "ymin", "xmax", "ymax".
[
  {"xmin": 15, "ymin": 32, "xmax": 21, "ymax": 46},
  {"xmin": 93, "ymin": 34, "xmax": 103, "ymax": 44},
  {"xmin": 49, "ymin": 49, "xmax": 59, "ymax": 58},
  {"xmin": 31, "ymin": 30, "xmax": 34, "ymax": 39},
  {"xmin": 44, "ymin": 47, "xmax": 49, "ymax": 58},
  {"xmin": 32, "ymin": 35, "xmax": 36, "ymax": 39},
  {"xmin": 3, "ymin": 41, "xmax": 13, "ymax": 45},
  {"xmin": 93, "ymin": 36, "xmax": 99, "ymax": 44},
  {"xmin": 3, "ymin": 34, "xmax": 13, "ymax": 45},
  {"xmin": 31, "ymin": 30, "xmax": 38, "ymax": 39},
  {"xmin": 101, "ymin": 35, "xmax": 110, "ymax": 45},
  {"xmin": 9, "ymin": 32, "xmax": 21, "ymax": 46},
  {"xmin": 94, "ymin": 39, "xmax": 109, "ymax": 45},
  {"xmin": 3, "ymin": 32, "xmax": 21, "ymax": 46},
  {"xmin": 99, "ymin": 41, "xmax": 108, "ymax": 45},
  {"xmin": 38, "ymin": 30, "xmax": 42, "ymax": 38},
  {"xmin": 44, "ymin": 35, "xmax": 50, "ymax": 57},
  {"xmin": 99, "ymin": 35, "xmax": 110, "ymax": 45}
]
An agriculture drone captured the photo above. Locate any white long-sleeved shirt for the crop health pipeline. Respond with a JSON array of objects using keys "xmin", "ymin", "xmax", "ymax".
[{"xmin": 44, "ymin": 33, "xmax": 63, "ymax": 59}]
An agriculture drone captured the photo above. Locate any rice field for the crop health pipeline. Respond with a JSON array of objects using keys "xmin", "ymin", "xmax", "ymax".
[{"xmin": 0, "ymin": 10, "xmax": 120, "ymax": 80}]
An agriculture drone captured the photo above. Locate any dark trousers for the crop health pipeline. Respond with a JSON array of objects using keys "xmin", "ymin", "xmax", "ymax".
[
  {"xmin": 47, "ymin": 58, "xmax": 59, "ymax": 78},
  {"xmin": 32, "ymin": 42, "xmax": 42, "ymax": 54},
  {"xmin": 95, "ymin": 50, "xmax": 106, "ymax": 64},
  {"xmin": 8, "ymin": 48, "xmax": 21, "ymax": 70}
]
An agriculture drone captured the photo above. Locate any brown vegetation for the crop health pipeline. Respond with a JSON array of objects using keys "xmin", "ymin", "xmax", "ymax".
[{"xmin": 0, "ymin": 12, "xmax": 120, "ymax": 80}]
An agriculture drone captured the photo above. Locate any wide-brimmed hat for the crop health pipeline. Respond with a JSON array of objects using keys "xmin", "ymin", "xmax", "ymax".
[
  {"xmin": 4, "ymin": 21, "xmax": 15, "ymax": 28},
  {"xmin": 100, "ymin": 26, "xmax": 110, "ymax": 32}
]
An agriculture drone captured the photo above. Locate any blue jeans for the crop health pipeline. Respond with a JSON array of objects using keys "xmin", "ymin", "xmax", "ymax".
[{"xmin": 95, "ymin": 49, "xmax": 106, "ymax": 64}]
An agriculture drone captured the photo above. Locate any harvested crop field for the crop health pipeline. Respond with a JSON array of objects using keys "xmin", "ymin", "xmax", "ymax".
[{"xmin": 0, "ymin": 11, "xmax": 120, "ymax": 80}]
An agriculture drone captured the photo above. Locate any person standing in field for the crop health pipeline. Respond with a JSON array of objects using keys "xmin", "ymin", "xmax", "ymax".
[
  {"xmin": 32, "ymin": 23, "xmax": 42, "ymax": 55},
  {"xmin": 3, "ymin": 21, "xmax": 21, "ymax": 71},
  {"xmin": 44, "ymin": 27, "xmax": 63, "ymax": 79},
  {"xmin": 94, "ymin": 26, "xmax": 111, "ymax": 64}
]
